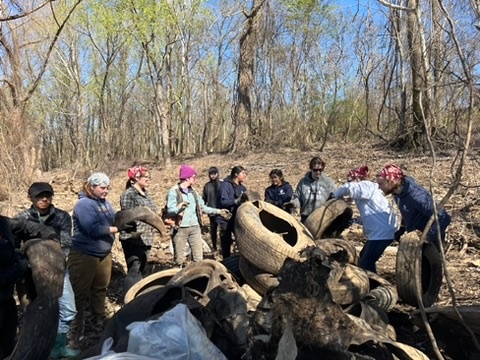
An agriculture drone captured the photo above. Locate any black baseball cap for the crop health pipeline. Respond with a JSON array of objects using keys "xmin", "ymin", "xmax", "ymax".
[
  {"xmin": 28, "ymin": 182, "xmax": 54, "ymax": 198},
  {"xmin": 208, "ymin": 166, "xmax": 219, "ymax": 174}
]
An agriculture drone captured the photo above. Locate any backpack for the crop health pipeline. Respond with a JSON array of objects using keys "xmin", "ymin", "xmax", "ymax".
[{"xmin": 161, "ymin": 186, "xmax": 204, "ymax": 229}]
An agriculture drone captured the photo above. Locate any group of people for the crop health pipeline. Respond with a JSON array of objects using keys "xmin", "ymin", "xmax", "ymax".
[{"xmin": 0, "ymin": 157, "xmax": 451, "ymax": 358}]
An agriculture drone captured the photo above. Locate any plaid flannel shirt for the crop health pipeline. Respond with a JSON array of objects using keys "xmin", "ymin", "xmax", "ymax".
[{"xmin": 119, "ymin": 187, "xmax": 158, "ymax": 247}]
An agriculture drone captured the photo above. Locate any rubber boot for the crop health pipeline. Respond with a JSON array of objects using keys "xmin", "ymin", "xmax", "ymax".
[{"xmin": 50, "ymin": 333, "xmax": 81, "ymax": 359}]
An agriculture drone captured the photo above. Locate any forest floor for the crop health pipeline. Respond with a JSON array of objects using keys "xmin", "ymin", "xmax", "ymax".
[{"xmin": 5, "ymin": 143, "xmax": 480, "ymax": 359}]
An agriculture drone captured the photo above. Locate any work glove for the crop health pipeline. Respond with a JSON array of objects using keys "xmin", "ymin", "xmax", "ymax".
[
  {"xmin": 117, "ymin": 221, "xmax": 137, "ymax": 233},
  {"xmin": 218, "ymin": 209, "xmax": 232, "ymax": 221},
  {"xmin": 283, "ymin": 202, "xmax": 295, "ymax": 213},
  {"xmin": 177, "ymin": 202, "xmax": 190, "ymax": 212}
]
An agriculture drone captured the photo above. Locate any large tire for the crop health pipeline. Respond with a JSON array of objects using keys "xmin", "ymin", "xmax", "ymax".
[
  {"xmin": 114, "ymin": 206, "xmax": 168, "ymax": 239},
  {"xmin": 314, "ymin": 238, "xmax": 358, "ymax": 265},
  {"xmin": 238, "ymin": 256, "xmax": 279, "ymax": 295},
  {"xmin": 329, "ymin": 264, "xmax": 370, "ymax": 305},
  {"xmin": 304, "ymin": 199, "xmax": 352, "ymax": 239},
  {"xmin": 124, "ymin": 268, "xmax": 180, "ymax": 304},
  {"xmin": 235, "ymin": 200, "xmax": 315, "ymax": 275},
  {"xmin": 363, "ymin": 271, "xmax": 398, "ymax": 312},
  {"xmin": 396, "ymin": 232, "xmax": 443, "ymax": 307},
  {"xmin": 167, "ymin": 259, "xmax": 235, "ymax": 305},
  {"xmin": 10, "ymin": 239, "xmax": 64, "ymax": 360}
]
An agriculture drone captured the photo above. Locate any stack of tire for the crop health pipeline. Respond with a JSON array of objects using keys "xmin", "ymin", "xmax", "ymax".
[{"xmin": 234, "ymin": 199, "xmax": 398, "ymax": 311}]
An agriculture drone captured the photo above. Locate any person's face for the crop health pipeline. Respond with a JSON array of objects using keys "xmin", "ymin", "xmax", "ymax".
[
  {"xmin": 270, "ymin": 175, "xmax": 281, "ymax": 186},
  {"xmin": 376, "ymin": 176, "xmax": 395, "ymax": 195},
  {"xmin": 92, "ymin": 184, "xmax": 110, "ymax": 199},
  {"xmin": 310, "ymin": 166, "xmax": 324, "ymax": 179},
  {"xmin": 31, "ymin": 192, "xmax": 53, "ymax": 212},
  {"xmin": 209, "ymin": 172, "xmax": 218, "ymax": 181},
  {"xmin": 237, "ymin": 170, "xmax": 247, "ymax": 183},
  {"xmin": 187, "ymin": 174, "xmax": 197, "ymax": 186},
  {"xmin": 137, "ymin": 172, "xmax": 151, "ymax": 188}
]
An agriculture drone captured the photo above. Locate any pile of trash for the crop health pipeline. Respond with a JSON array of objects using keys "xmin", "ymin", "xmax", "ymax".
[{"xmin": 83, "ymin": 200, "xmax": 442, "ymax": 359}]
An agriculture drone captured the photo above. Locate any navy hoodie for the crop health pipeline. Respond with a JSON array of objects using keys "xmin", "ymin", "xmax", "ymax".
[
  {"xmin": 264, "ymin": 182, "xmax": 293, "ymax": 208},
  {"xmin": 217, "ymin": 176, "xmax": 247, "ymax": 225},
  {"xmin": 72, "ymin": 192, "xmax": 116, "ymax": 257},
  {"xmin": 393, "ymin": 176, "xmax": 451, "ymax": 242}
]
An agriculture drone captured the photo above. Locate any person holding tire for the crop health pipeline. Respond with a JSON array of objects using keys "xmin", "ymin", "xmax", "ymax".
[
  {"xmin": 166, "ymin": 165, "xmax": 231, "ymax": 266},
  {"xmin": 291, "ymin": 157, "xmax": 337, "ymax": 223},
  {"xmin": 217, "ymin": 165, "xmax": 247, "ymax": 258},
  {"xmin": 119, "ymin": 165, "xmax": 159, "ymax": 296},
  {"xmin": 334, "ymin": 166, "xmax": 398, "ymax": 273},
  {"xmin": 376, "ymin": 164, "xmax": 451, "ymax": 248}
]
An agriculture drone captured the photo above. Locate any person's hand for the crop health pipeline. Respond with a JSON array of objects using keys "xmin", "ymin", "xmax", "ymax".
[
  {"xmin": 218, "ymin": 209, "xmax": 232, "ymax": 220},
  {"xmin": 177, "ymin": 202, "xmax": 190, "ymax": 212},
  {"xmin": 283, "ymin": 201, "xmax": 295, "ymax": 211},
  {"xmin": 117, "ymin": 221, "xmax": 136, "ymax": 233}
]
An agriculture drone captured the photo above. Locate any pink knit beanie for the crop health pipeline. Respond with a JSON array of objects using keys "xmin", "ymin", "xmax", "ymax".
[{"xmin": 179, "ymin": 165, "xmax": 197, "ymax": 180}]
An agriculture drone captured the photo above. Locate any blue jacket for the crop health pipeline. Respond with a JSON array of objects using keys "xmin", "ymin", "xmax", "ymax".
[
  {"xmin": 71, "ymin": 192, "xmax": 116, "ymax": 257},
  {"xmin": 216, "ymin": 177, "xmax": 247, "ymax": 225},
  {"xmin": 265, "ymin": 182, "xmax": 293, "ymax": 208},
  {"xmin": 393, "ymin": 176, "xmax": 451, "ymax": 242}
]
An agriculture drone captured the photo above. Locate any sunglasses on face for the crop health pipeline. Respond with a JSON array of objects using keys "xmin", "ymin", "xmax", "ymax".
[{"xmin": 312, "ymin": 168, "xmax": 323, "ymax": 173}]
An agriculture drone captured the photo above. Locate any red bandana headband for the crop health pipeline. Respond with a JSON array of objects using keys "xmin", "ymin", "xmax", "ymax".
[
  {"xmin": 377, "ymin": 164, "xmax": 404, "ymax": 182},
  {"xmin": 347, "ymin": 165, "xmax": 369, "ymax": 180},
  {"xmin": 128, "ymin": 166, "xmax": 148, "ymax": 180}
]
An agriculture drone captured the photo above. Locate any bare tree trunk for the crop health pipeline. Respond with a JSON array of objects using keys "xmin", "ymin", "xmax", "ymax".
[{"xmin": 231, "ymin": 0, "xmax": 266, "ymax": 153}]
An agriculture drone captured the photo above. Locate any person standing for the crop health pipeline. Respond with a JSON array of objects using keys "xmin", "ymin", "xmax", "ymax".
[
  {"xmin": 67, "ymin": 172, "xmax": 125, "ymax": 344},
  {"xmin": 119, "ymin": 165, "xmax": 159, "ymax": 295},
  {"xmin": 376, "ymin": 164, "xmax": 451, "ymax": 247},
  {"xmin": 1, "ymin": 216, "xmax": 59, "ymax": 359},
  {"xmin": 334, "ymin": 166, "xmax": 398, "ymax": 273},
  {"xmin": 15, "ymin": 182, "xmax": 80, "ymax": 358},
  {"xmin": 202, "ymin": 166, "xmax": 222, "ymax": 252},
  {"xmin": 217, "ymin": 166, "xmax": 247, "ymax": 258},
  {"xmin": 291, "ymin": 157, "xmax": 337, "ymax": 223},
  {"xmin": 166, "ymin": 165, "xmax": 230, "ymax": 267},
  {"xmin": 264, "ymin": 169, "xmax": 294, "ymax": 213}
]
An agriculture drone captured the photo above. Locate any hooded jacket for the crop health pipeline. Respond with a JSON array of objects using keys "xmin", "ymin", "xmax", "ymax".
[
  {"xmin": 265, "ymin": 182, "xmax": 293, "ymax": 208},
  {"xmin": 334, "ymin": 180, "xmax": 398, "ymax": 240},
  {"xmin": 393, "ymin": 176, "xmax": 451, "ymax": 242},
  {"xmin": 292, "ymin": 172, "xmax": 337, "ymax": 217},
  {"xmin": 71, "ymin": 192, "xmax": 116, "ymax": 257},
  {"xmin": 216, "ymin": 176, "xmax": 247, "ymax": 225}
]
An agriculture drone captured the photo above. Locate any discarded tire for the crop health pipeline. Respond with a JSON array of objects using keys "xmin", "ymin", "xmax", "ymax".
[
  {"xmin": 329, "ymin": 264, "xmax": 370, "ymax": 305},
  {"xmin": 235, "ymin": 200, "xmax": 315, "ymax": 275},
  {"xmin": 363, "ymin": 271, "xmax": 398, "ymax": 312},
  {"xmin": 167, "ymin": 259, "xmax": 235, "ymax": 305},
  {"xmin": 238, "ymin": 256, "xmax": 279, "ymax": 295},
  {"xmin": 12, "ymin": 239, "xmax": 64, "ymax": 360},
  {"xmin": 304, "ymin": 199, "xmax": 353, "ymax": 239},
  {"xmin": 114, "ymin": 206, "xmax": 168, "ymax": 239},
  {"xmin": 123, "ymin": 268, "xmax": 180, "ymax": 304},
  {"xmin": 314, "ymin": 238, "xmax": 358, "ymax": 265},
  {"xmin": 396, "ymin": 232, "xmax": 443, "ymax": 307}
]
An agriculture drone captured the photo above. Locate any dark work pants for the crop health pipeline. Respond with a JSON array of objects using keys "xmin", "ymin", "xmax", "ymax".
[
  {"xmin": 0, "ymin": 296, "xmax": 18, "ymax": 359},
  {"xmin": 359, "ymin": 240, "xmax": 393, "ymax": 273},
  {"xmin": 220, "ymin": 220, "xmax": 234, "ymax": 258},
  {"xmin": 121, "ymin": 240, "xmax": 150, "ymax": 295},
  {"xmin": 209, "ymin": 216, "xmax": 219, "ymax": 251}
]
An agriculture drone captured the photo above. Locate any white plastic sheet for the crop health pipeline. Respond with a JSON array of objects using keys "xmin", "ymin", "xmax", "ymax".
[{"xmin": 126, "ymin": 303, "xmax": 227, "ymax": 360}]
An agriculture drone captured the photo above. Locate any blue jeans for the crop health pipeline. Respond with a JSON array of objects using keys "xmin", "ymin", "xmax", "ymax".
[
  {"xmin": 359, "ymin": 240, "xmax": 393, "ymax": 273},
  {"xmin": 58, "ymin": 271, "xmax": 77, "ymax": 334}
]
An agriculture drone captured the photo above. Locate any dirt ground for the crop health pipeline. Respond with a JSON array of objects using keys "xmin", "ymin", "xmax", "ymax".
[{"xmin": 5, "ymin": 144, "xmax": 480, "ymax": 358}]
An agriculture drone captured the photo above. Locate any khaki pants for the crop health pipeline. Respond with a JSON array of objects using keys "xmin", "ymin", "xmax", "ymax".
[
  {"xmin": 67, "ymin": 250, "xmax": 112, "ymax": 320},
  {"xmin": 173, "ymin": 225, "xmax": 203, "ymax": 265}
]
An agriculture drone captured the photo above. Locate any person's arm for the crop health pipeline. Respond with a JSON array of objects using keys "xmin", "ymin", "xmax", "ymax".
[
  {"xmin": 166, "ymin": 188, "xmax": 187, "ymax": 216},
  {"xmin": 333, "ymin": 183, "xmax": 351, "ymax": 199},
  {"xmin": 291, "ymin": 180, "xmax": 303, "ymax": 209},
  {"xmin": 10, "ymin": 217, "xmax": 59, "ymax": 242},
  {"xmin": 283, "ymin": 183, "xmax": 294, "ymax": 204},
  {"xmin": 219, "ymin": 183, "xmax": 236, "ymax": 208},
  {"xmin": 58, "ymin": 211, "xmax": 73, "ymax": 255}
]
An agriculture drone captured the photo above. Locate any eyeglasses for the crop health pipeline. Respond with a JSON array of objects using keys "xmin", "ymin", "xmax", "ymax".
[
  {"xmin": 140, "ymin": 175, "xmax": 150, "ymax": 179},
  {"xmin": 312, "ymin": 168, "xmax": 323, "ymax": 173}
]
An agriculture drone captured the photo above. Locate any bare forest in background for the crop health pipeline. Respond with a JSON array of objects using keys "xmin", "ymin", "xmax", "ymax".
[{"xmin": 0, "ymin": 0, "xmax": 479, "ymax": 196}]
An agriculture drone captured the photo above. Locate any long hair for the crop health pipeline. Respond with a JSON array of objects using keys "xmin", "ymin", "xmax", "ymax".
[{"xmin": 230, "ymin": 165, "xmax": 245, "ymax": 178}]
